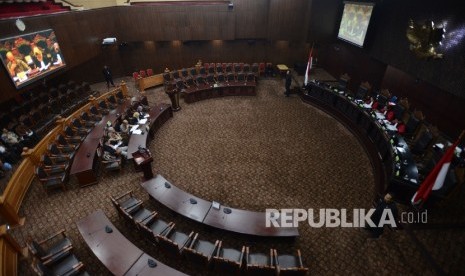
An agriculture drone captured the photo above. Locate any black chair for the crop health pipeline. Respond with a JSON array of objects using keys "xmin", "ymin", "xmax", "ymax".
[
  {"xmin": 405, "ymin": 114, "xmax": 421, "ymax": 139},
  {"xmin": 234, "ymin": 63, "xmax": 241, "ymax": 73},
  {"xmin": 199, "ymin": 67, "xmax": 206, "ymax": 76},
  {"xmin": 172, "ymin": 70, "xmax": 180, "ymax": 80},
  {"xmin": 216, "ymin": 73, "xmax": 225, "ymax": 83},
  {"xmin": 64, "ymin": 126, "xmax": 85, "ymax": 142},
  {"xmin": 183, "ymin": 233, "xmax": 219, "ymax": 268},
  {"xmin": 216, "ymin": 64, "xmax": 223, "ymax": 74},
  {"xmin": 98, "ymin": 100, "xmax": 110, "ymax": 115},
  {"xmin": 163, "ymin": 72, "xmax": 172, "ymax": 83},
  {"xmin": 274, "ymin": 249, "xmax": 308, "ymax": 276},
  {"xmin": 110, "ymin": 190, "xmax": 143, "ymax": 214},
  {"xmin": 196, "ymin": 76, "xmax": 206, "ymax": 86},
  {"xmin": 246, "ymin": 73, "xmax": 255, "ymax": 82},
  {"xmin": 246, "ymin": 247, "xmax": 276, "ymax": 276},
  {"xmin": 40, "ymin": 154, "xmax": 69, "ymax": 174},
  {"xmin": 71, "ymin": 119, "xmax": 91, "ymax": 135},
  {"xmin": 158, "ymin": 224, "xmax": 194, "ymax": 257},
  {"xmin": 185, "ymin": 76, "xmax": 195, "ymax": 87},
  {"xmin": 41, "ymin": 154, "xmax": 69, "ymax": 166},
  {"xmin": 206, "ymin": 74, "xmax": 216, "ymax": 84},
  {"xmin": 237, "ymin": 73, "xmax": 245, "ymax": 82},
  {"xmin": 226, "ymin": 63, "xmax": 233, "ymax": 73},
  {"xmin": 89, "ymin": 106, "xmax": 103, "ymax": 121},
  {"xmin": 35, "ymin": 166, "xmax": 68, "ymax": 192},
  {"xmin": 48, "ymin": 144, "xmax": 75, "ymax": 160},
  {"xmin": 243, "ymin": 63, "xmax": 250, "ymax": 73},
  {"xmin": 227, "ymin": 73, "xmax": 235, "ymax": 82},
  {"xmin": 79, "ymin": 112, "xmax": 97, "ymax": 128},
  {"xmin": 137, "ymin": 212, "xmax": 173, "ymax": 243},
  {"xmin": 190, "ymin": 67, "xmax": 198, "ymax": 76},
  {"xmin": 27, "ymin": 229, "xmax": 73, "ymax": 262},
  {"xmin": 56, "ymin": 134, "xmax": 80, "ymax": 148},
  {"xmin": 67, "ymin": 80, "xmax": 76, "ymax": 90},
  {"xmin": 181, "ymin": 68, "xmax": 189, "ymax": 78},
  {"xmin": 411, "ymin": 129, "xmax": 434, "ymax": 156},
  {"xmin": 33, "ymin": 250, "xmax": 88, "ymax": 276},
  {"xmin": 212, "ymin": 241, "xmax": 245, "ymax": 275}
]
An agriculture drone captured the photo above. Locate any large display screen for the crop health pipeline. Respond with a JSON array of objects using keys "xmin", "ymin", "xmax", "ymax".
[
  {"xmin": 0, "ymin": 29, "xmax": 66, "ymax": 89},
  {"xmin": 337, "ymin": 2, "xmax": 374, "ymax": 47}
]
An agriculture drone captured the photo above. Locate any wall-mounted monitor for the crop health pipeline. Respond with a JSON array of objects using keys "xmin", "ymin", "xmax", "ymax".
[
  {"xmin": 337, "ymin": 2, "xmax": 375, "ymax": 47},
  {"xmin": 0, "ymin": 29, "xmax": 65, "ymax": 89}
]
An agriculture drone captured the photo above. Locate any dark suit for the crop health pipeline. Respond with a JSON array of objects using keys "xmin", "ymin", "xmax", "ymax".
[{"xmin": 285, "ymin": 73, "xmax": 292, "ymax": 96}]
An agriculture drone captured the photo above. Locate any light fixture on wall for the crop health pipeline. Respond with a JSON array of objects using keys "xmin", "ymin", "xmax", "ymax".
[{"xmin": 406, "ymin": 19, "xmax": 446, "ymax": 59}]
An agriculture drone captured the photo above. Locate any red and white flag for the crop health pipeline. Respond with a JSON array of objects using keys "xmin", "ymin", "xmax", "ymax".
[
  {"xmin": 304, "ymin": 45, "xmax": 313, "ymax": 86},
  {"xmin": 411, "ymin": 132, "xmax": 464, "ymax": 206}
]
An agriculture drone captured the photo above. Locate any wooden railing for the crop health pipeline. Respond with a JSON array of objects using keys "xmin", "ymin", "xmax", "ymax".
[{"xmin": 0, "ymin": 82, "xmax": 129, "ymax": 276}]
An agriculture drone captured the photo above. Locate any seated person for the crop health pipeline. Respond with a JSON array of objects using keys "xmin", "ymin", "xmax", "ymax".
[
  {"xmin": 396, "ymin": 120, "xmax": 406, "ymax": 135},
  {"xmin": 119, "ymin": 120, "xmax": 130, "ymax": 134},
  {"xmin": 1, "ymin": 128, "xmax": 24, "ymax": 154},
  {"xmin": 15, "ymin": 123, "xmax": 39, "ymax": 147},
  {"xmin": 6, "ymin": 51, "xmax": 31, "ymax": 78},
  {"xmin": 107, "ymin": 127, "xmax": 126, "ymax": 146},
  {"xmin": 0, "ymin": 142, "xmax": 19, "ymax": 164},
  {"xmin": 103, "ymin": 139, "xmax": 128, "ymax": 158}
]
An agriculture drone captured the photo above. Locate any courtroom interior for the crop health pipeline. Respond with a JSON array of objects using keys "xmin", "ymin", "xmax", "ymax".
[{"xmin": 1, "ymin": 0, "xmax": 465, "ymax": 275}]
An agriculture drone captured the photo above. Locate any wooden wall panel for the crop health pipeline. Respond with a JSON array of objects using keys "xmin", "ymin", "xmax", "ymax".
[
  {"xmin": 267, "ymin": 0, "xmax": 312, "ymax": 41},
  {"xmin": 233, "ymin": 0, "xmax": 269, "ymax": 39},
  {"xmin": 115, "ymin": 5, "xmax": 235, "ymax": 42},
  {"xmin": 320, "ymin": 42, "xmax": 387, "ymax": 93},
  {"xmin": 118, "ymin": 40, "xmax": 310, "ymax": 76},
  {"xmin": 307, "ymin": 0, "xmax": 341, "ymax": 43}
]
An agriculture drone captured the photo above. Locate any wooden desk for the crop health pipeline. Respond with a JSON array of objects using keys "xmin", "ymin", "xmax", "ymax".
[
  {"xmin": 126, "ymin": 103, "xmax": 173, "ymax": 160},
  {"xmin": 141, "ymin": 175, "xmax": 299, "ymax": 237},
  {"xmin": 276, "ymin": 64, "xmax": 289, "ymax": 77},
  {"xmin": 141, "ymin": 175, "xmax": 212, "ymax": 223},
  {"xmin": 70, "ymin": 99, "xmax": 133, "ymax": 187},
  {"xmin": 77, "ymin": 209, "xmax": 187, "ymax": 276},
  {"xmin": 70, "ymin": 100, "xmax": 172, "ymax": 186},
  {"xmin": 203, "ymin": 205, "xmax": 299, "ymax": 237},
  {"xmin": 138, "ymin": 74, "xmax": 164, "ymax": 91},
  {"xmin": 182, "ymin": 82, "xmax": 256, "ymax": 104},
  {"xmin": 125, "ymin": 253, "xmax": 187, "ymax": 276}
]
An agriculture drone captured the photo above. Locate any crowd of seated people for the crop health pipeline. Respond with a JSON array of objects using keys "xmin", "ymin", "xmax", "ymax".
[
  {"xmin": 310, "ymin": 74, "xmax": 463, "ymax": 192},
  {"xmin": 33, "ymin": 89, "xmax": 127, "ymax": 193}
]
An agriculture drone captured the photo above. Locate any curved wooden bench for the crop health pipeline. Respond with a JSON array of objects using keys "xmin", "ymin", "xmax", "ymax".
[
  {"xmin": 77, "ymin": 209, "xmax": 187, "ymax": 276},
  {"xmin": 141, "ymin": 174, "xmax": 299, "ymax": 237}
]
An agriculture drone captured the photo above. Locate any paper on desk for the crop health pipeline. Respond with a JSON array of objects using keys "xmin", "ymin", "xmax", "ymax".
[
  {"xmin": 132, "ymin": 129, "xmax": 142, "ymax": 135},
  {"xmin": 130, "ymin": 125, "xmax": 139, "ymax": 132},
  {"xmin": 138, "ymin": 118, "xmax": 147, "ymax": 124},
  {"xmin": 410, "ymin": 179, "xmax": 417, "ymax": 183},
  {"xmin": 144, "ymin": 114, "xmax": 150, "ymax": 118}
]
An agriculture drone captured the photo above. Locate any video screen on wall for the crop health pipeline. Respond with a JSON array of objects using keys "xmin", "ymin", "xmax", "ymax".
[
  {"xmin": 337, "ymin": 2, "xmax": 375, "ymax": 47},
  {"xmin": 0, "ymin": 29, "xmax": 66, "ymax": 89}
]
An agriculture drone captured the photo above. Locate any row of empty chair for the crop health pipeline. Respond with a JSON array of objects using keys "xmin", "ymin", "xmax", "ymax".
[
  {"xmin": 26, "ymin": 229, "xmax": 89, "ymax": 275},
  {"xmin": 111, "ymin": 191, "xmax": 308, "ymax": 275},
  {"xmin": 0, "ymin": 81, "xmax": 95, "ymax": 138}
]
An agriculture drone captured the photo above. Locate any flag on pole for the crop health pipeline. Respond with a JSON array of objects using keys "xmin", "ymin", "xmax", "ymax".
[
  {"xmin": 304, "ymin": 45, "xmax": 314, "ymax": 86},
  {"xmin": 411, "ymin": 131, "xmax": 464, "ymax": 206}
]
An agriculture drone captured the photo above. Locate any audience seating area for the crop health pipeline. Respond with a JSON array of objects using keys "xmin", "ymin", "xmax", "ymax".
[
  {"xmin": 33, "ymin": 87, "xmax": 128, "ymax": 193},
  {"xmin": 109, "ymin": 191, "xmax": 309, "ymax": 275}
]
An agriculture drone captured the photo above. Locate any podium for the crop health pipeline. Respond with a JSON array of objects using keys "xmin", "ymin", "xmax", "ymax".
[{"xmin": 132, "ymin": 148, "xmax": 154, "ymax": 180}]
